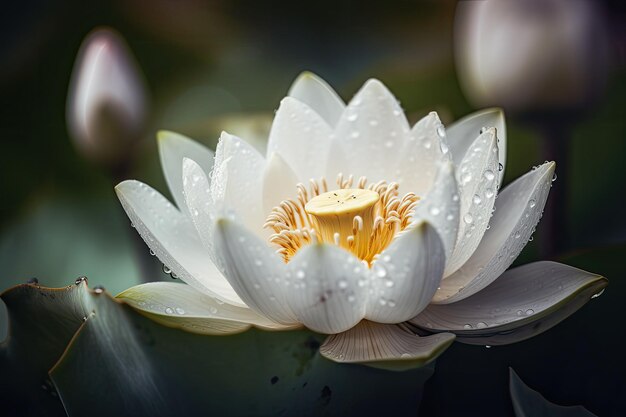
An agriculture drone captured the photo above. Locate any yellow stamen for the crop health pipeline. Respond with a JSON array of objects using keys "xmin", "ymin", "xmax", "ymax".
[{"xmin": 264, "ymin": 174, "xmax": 419, "ymax": 264}]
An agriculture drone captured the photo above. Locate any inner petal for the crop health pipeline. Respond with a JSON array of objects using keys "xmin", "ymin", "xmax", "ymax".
[{"xmin": 264, "ymin": 174, "xmax": 419, "ymax": 264}]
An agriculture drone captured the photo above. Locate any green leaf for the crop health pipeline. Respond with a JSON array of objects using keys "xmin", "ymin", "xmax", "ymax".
[
  {"xmin": 510, "ymin": 368, "xmax": 596, "ymax": 417},
  {"xmin": 0, "ymin": 280, "xmax": 92, "ymax": 416},
  {"xmin": 1, "ymin": 281, "xmax": 434, "ymax": 417}
]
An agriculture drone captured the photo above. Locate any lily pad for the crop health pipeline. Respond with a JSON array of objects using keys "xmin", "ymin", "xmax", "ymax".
[
  {"xmin": 510, "ymin": 368, "xmax": 596, "ymax": 417},
  {"xmin": 1, "ymin": 280, "xmax": 434, "ymax": 417}
]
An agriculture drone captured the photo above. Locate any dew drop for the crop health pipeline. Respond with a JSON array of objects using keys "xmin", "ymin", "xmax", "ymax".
[
  {"xmin": 463, "ymin": 324, "xmax": 473, "ymax": 329},
  {"xmin": 75, "ymin": 276, "xmax": 88, "ymax": 285},
  {"xmin": 460, "ymin": 172, "xmax": 472, "ymax": 184},
  {"xmin": 529, "ymin": 199, "xmax": 536, "ymax": 208},
  {"xmin": 338, "ymin": 280, "xmax": 348, "ymax": 289},
  {"xmin": 525, "ymin": 309, "xmax": 534, "ymax": 315},
  {"xmin": 165, "ymin": 307, "xmax": 174, "ymax": 314},
  {"xmin": 483, "ymin": 170, "xmax": 495, "ymax": 181},
  {"xmin": 296, "ymin": 270, "xmax": 306, "ymax": 279},
  {"xmin": 175, "ymin": 307, "xmax": 185, "ymax": 315},
  {"xmin": 591, "ymin": 289, "xmax": 605, "ymax": 299},
  {"xmin": 162, "ymin": 265, "xmax": 172, "ymax": 275},
  {"xmin": 472, "ymin": 194, "xmax": 482, "ymax": 205},
  {"xmin": 485, "ymin": 188, "xmax": 494, "ymax": 199},
  {"xmin": 375, "ymin": 267, "xmax": 387, "ymax": 278},
  {"xmin": 93, "ymin": 285, "xmax": 105, "ymax": 294},
  {"xmin": 347, "ymin": 113, "xmax": 358, "ymax": 122},
  {"xmin": 463, "ymin": 213, "xmax": 474, "ymax": 224},
  {"xmin": 440, "ymin": 141, "xmax": 449, "ymax": 154},
  {"xmin": 149, "ymin": 249, "xmax": 156, "ymax": 256},
  {"xmin": 552, "ymin": 172, "xmax": 557, "ymax": 182},
  {"xmin": 429, "ymin": 206, "xmax": 441, "ymax": 216},
  {"xmin": 476, "ymin": 322, "xmax": 488, "ymax": 328},
  {"xmin": 347, "ymin": 294, "xmax": 356, "ymax": 303},
  {"xmin": 485, "ymin": 345, "xmax": 492, "ymax": 349},
  {"xmin": 436, "ymin": 125, "xmax": 446, "ymax": 138},
  {"xmin": 498, "ymin": 163, "xmax": 504, "ymax": 172}
]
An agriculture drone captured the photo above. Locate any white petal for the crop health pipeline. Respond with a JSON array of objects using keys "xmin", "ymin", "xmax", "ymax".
[
  {"xmin": 213, "ymin": 218, "xmax": 298, "ymax": 325},
  {"xmin": 115, "ymin": 180, "xmax": 244, "ymax": 306},
  {"xmin": 285, "ymin": 244, "xmax": 369, "ymax": 334},
  {"xmin": 412, "ymin": 160, "xmax": 461, "ymax": 260},
  {"xmin": 262, "ymin": 152, "xmax": 300, "ymax": 216},
  {"xmin": 412, "ymin": 261, "xmax": 607, "ymax": 345},
  {"xmin": 117, "ymin": 282, "xmax": 297, "ymax": 335},
  {"xmin": 287, "ymin": 71, "xmax": 345, "ymax": 127},
  {"xmin": 158, "ymin": 130, "xmax": 214, "ymax": 215},
  {"xmin": 320, "ymin": 321, "xmax": 455, "ymax": 370},
  {"xmin": 433, "ymin": 162, "xmax": 556, "ymax": 304},
  {"xmin": 447, "ymin": 108, "xmax": 506, "ymax": 183},
  {"xmin": 399, "ymin": 112, "xmax": 452, "ymax": 197},
  {"xmin": 445, "ymin": 127, "xmax": 499, "ymax": 276},
  {"xmin": 366, "ymin": 222, "xmax": 446, "ymax": 323},
  {"xmin": 327, "ymin": 79, "xmax": 411, "ymax": 183},
  {"xmin": 266, "ymin": 97, "xmax": 333, "ymax": 183},
  {"xmin": 182, "ymin": 158, "xmax": 220, "ymax": 263},
  {"xmin": 211, "ymin": 132, "xmax": 267, "ymax": 237}
]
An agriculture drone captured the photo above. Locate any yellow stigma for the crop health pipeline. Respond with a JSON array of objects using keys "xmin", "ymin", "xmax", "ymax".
[{"xmin": 305, "ymin": 189, "xmax": 379, "ymax": 259}]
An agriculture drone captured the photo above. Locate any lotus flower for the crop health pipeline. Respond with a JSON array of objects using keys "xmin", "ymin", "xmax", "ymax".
[{"xmin": 115, "ymin": 73, "xmax": 606, "ymax": 369}]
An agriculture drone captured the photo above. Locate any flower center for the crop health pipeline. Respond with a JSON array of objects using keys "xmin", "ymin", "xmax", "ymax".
[
  {"xmin": 264, "ymin": 174, "xmax": 419, "ymax": 265},
  {"xmin": 305, "ymin": 188, "xmax": 379, "ymax": 260}
]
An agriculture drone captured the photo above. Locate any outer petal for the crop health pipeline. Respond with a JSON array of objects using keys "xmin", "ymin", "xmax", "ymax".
[
  {"xmin": 261, "ymin": 152, "xmax": 300, "ymax": 215},
  {"xmin": 115, "ymin": 180, "xmax": 244, "ymax": 307},
  {"xmin": 433, "ymin": 161, "xmax": 555, "ymax": 304},
  {"xmin": 211, "ymin": 132, "xmax": 266, "ymax": 237},
  {"xmin": 366, "ymin": 222, "xmax": 446, "ymax": 323},
  {"xmin": 327, "ymin": 79, "xmax": 412, "ymax": 183},
  {"xmin": 447, "ymin": 108, "xmax": 506, "ymax": 183},
  {"xmin": 285, "ymin": 244, "xmax": 369, "ymax": 334},
  {"xmin": 412, "ymin": 160, "xmax": 461, "ymax": 260},
  {"xmin": 412, "ymin": 261, "xmax": 607, "ymax": 345},
  {"xmin": 320, "ymin": 321, "xmax": 455, "ymax": 371},
  {"xmin": 287, "ymin": 71, "xmax": 345, "ymax": 127},
  {"xmin": 117, "ymin": 282, "xmax": 297, "ymax": 335},
  {"xmin": 213, "ymin": 218, "xmax": 298, "ymax": 325},
  {"xmin": 157, "ymin": 130, "xmax": 215, "ymax": 215},
  {"xmin": 266, "ymin": 97, "xmax": 333, "ymax": 183},
  {"xmin": 399, "ymin": 112, "xmax": 452, "ymax": 197},
  {"xmin": 445, "ymin": 127, "xmax": 499, "ymax": 276}
]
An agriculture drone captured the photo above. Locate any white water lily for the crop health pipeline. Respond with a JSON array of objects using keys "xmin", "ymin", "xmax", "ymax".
[{"xmin": 115, "ymin": 73, "xmax": 606, "ymax": 369}]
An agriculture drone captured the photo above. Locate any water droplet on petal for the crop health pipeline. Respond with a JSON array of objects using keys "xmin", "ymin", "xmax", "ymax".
[
  {"xmin": 165, "ymin": 307, "xmax": 174, "ymax": 314},
  {"xmin": 591, "ymin": 289, "xmax": 605, "ymax": 299},
  {"xmin": 483, "ymin": 170, "xmax": 495, "ymax": 181},
  {"xmin": 463, "ymin": 213, "xmax": 474, "ymax": 224},
  {"xmin": 525, "ymin": 309, "xmax": 534, "ymax": 315},
  {"xmin": 529, "ymin": 199, "xmax": 536, "ymax": 208},
  {"xmin": 476, "ymin": 322, "xmax": 488, "ymax": 328},
  {"xmin": 175, "ymin": 307, "xmax": 185, "ymax": 315},
  {"xmin": 93, "ymin": 285, "xmax": 105, "ymax": 294},
  {"xmin": 472, "ymin": 194, "xmax": 482, "ymax": 205}
]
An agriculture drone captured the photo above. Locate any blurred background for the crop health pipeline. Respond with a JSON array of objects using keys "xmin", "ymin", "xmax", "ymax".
[{"xmin": 1, "ymin": 0, "xmax": 625, "ymax": 415}]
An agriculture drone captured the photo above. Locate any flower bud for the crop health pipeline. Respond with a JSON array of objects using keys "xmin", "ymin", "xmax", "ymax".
[
  {"xmin": 454, "ymin": 0, "xmax": 609, "ymax": 113},
  {"xmin": 67, "ymin": 27, "xmax": 148, "ymax": 165}
]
